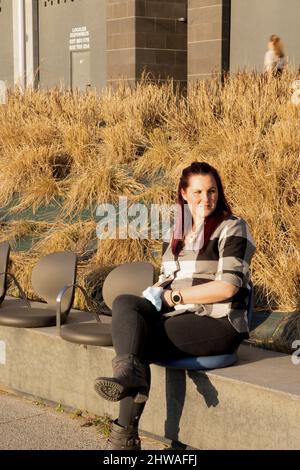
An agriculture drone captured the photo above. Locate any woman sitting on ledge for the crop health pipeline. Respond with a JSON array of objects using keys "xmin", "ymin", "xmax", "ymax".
[{"xmin": 94, "ymin": 161, "xmax": 256, "ymax": 450}]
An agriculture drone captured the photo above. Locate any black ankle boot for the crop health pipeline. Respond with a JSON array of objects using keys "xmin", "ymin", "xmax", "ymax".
[
  {"xmin": 94, "ymin": 354, "xmax": 149, "ymax": 403},
  {"xmin": 106, "ymin": 420, "xmax": 141, "ymax": 450}
]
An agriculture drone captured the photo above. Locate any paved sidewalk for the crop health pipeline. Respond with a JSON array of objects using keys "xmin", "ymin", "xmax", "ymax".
[{"xmin": 0, "ymin": 389, "xmax": 167, "ymax": 450}]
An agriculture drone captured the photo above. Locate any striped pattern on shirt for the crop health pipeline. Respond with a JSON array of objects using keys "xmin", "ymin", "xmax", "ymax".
[{"xmin": 161, "ymin": 215, "xmax": 256, "ymax": 333}]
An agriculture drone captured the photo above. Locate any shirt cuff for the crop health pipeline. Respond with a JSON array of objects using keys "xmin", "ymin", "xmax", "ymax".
[{"xmin": 215, "ymin": 272, "xmax": 243, "ymax": 288}]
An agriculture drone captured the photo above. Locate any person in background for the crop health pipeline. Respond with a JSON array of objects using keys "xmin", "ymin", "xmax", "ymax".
[{"xmin": 264, "ymin": 34, "xmax": 287, "ymax": 76}]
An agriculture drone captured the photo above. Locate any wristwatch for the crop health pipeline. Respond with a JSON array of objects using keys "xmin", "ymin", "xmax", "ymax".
[{"xmin": 171, "ymin": 290, "xmax": 183, "ymax": 305}]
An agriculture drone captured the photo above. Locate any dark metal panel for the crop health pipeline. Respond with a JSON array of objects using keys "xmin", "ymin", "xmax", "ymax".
[
  {"xmin": 221, "ymin": 0, "xmax": 231, "ymax": 75},
  {"xmin": 71, "ymin": 50, "xmax": 91, "ymax": 90}
]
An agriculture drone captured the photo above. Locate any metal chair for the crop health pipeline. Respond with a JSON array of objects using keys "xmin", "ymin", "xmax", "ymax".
[
  {"xmin": 0, "ymin": 241, "xmax": 11, "ymax": 305},
  {"xmin": 57, "ymin": 284, "xmax": 112, "ymax": 346},
  {"xmin": 57, "ymin": 262, "xmax": 155, "ymax": 347},
  {"xmin": 0, "ymin": 241, "xmax": 34, "ymax": 310},
  {"xmin": 102, "ymin": 262, "xmax": 155, "ymax": 309},
  {"xmin": 0, "ymin": 251, "xmax": 77, "ymax": 328}
]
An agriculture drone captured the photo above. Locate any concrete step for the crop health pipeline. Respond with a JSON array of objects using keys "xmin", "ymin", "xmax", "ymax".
[{"xmin": 0, "ymin": 312, "xmax": 300, "ymax": 450}]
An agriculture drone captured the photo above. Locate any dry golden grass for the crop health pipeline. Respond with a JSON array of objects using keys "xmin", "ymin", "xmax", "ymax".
[
  {"xmin": 0, "ymin": 220, "xmax": 50, "ymax": 247},
  {"xmin": 0, "ymin": 72, "xmax": 299, "ymax": 312}
]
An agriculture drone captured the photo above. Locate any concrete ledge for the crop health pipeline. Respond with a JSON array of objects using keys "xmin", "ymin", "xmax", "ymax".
[{"xmin": 0, "ymin": 309, "xmax": 300, "ymax": 449}]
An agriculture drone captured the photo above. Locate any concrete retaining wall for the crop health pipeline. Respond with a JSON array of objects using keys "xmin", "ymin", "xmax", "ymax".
[{"xmin": 0, "ymin": 321, "xmax": 300, "ymax": 449}]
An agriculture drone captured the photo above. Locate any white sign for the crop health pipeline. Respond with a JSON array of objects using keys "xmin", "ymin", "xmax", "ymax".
[
  {"xmin": 69, "ymin": 26, "xmax": 90, "ymax": 51},
  {"xmin": 0, "ymin": 340, "xmax": 6, "ymax": 365},
  {"xmin": 0, "ymin": 81, "xmax": 7, "ymax": 105}
]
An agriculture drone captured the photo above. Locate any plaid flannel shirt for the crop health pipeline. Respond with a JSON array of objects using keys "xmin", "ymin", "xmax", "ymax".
[{"xmin": 161, "ymin": 215, "xmax": 256, "ymax": 333}]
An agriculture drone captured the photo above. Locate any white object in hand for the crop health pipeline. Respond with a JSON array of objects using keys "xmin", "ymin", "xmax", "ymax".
[{"xmin": 142, "ymin": 286, "xmax": 163, "ymax": 311}]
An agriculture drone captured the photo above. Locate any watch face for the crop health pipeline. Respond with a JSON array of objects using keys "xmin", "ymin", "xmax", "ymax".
[{"xmin": 173, "ymin": 294, "xmax": 181, "ymax": 303}]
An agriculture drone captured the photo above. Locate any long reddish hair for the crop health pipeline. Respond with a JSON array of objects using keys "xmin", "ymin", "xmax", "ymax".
[
  {"xmin": 270, "ymin": 34, "xmax": 285, "ymax": 59},
  {"xmin": 171, "ymin": 162, "xmax": 232, "ymax": 256}
]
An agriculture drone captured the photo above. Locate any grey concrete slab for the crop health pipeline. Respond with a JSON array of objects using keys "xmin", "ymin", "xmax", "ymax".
[
  {"xmin": 0, "ymin": 391, "xmax": 166, "ymax": 450},
  {"xmin": 0, "ymin": 391, "xmax": 102, "ymax": 450},
  {"xmin": 0, "ymin": 393, "xmax": 45, "ymax": 423},
  {"xmin": 210, "ymin": 344, "xmax": 300, "ymax": 396}
]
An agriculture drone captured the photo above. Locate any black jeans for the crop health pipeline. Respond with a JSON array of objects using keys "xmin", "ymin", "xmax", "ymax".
[
  {"xmin": 112, "ymin": 294, "xmax": 248, "ymax": 362},
  {"xmin": 112, "ymin": 294, "xmax": 248, "ymax": 429}
]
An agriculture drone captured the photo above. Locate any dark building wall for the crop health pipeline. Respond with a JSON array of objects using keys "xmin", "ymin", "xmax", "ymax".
[
  {"xmin": 188, "ymin": 0, "xmax": 230, "ymax": 80},
  {"xmin": 230, "ymin": 0, "xmax": 300, "ymax": 72},
  {"xmin": 0, "ymin": 0, "xmax": 14, "ymax": 85},
  {"xmin": 135, "ymin": 0, "xmax": 187, "ymax": 86},
  {"xmin": 39, "ymin": 0, "xmax": 106, "ymax": 90},
  {"xmin": 106, "ymin": 0, "xmax": 136, "ymax": 86},
  {"xmin": 107, "ymin": 0, "xmax": 187, "ymax": 87}
]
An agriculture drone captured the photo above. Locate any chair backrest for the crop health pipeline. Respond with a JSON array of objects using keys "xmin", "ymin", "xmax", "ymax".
[
  {"xmin": 0, "ymin": 241, "xmax": 10, "ymax": 303},
  {"xmin": 31, "ymin": 251, "xmax": 77, "ymax": 314},
  {"xmin": 102, "ymin": 262, "xmax": 155, "ymax": 309}
]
